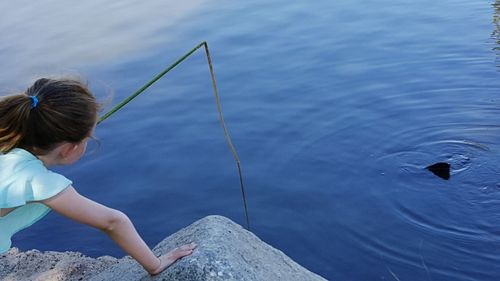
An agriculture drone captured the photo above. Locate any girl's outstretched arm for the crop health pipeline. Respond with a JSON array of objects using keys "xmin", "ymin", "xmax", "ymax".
[{"xmin": 41, "ymin": 185, "xmax": 195, "ymax": 275}]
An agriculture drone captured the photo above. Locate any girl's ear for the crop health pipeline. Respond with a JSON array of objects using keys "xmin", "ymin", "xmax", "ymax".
[{"xmin": 59, "ymin": 142, "xmax": 79, "ymax": 159}]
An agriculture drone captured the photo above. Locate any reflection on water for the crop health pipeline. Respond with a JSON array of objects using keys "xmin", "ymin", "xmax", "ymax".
[
  {"xmin": 0, "ymin": 0, "xmax": 207, "ymax": 86},
  {"xmin": 494, "ymin": 1, "xmax": 500, "ymax": 66}
]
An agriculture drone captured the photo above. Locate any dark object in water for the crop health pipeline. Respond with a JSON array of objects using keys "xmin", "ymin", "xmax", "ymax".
[{"xmin": 426, "ymin": 162, "xmax": 450, "ymax": 180}]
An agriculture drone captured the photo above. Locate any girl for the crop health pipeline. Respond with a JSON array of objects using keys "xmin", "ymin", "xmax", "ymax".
[{"xmin": 0, "ymin": 78, "xmax": 196, "ymax": 276}]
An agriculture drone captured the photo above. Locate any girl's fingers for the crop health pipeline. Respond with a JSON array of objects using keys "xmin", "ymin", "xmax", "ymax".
[
  {"xmin": 149, "ymin": 244, "xmax": 198, "ymax": 275},
  {"xmin": 179, "ymin": 242, "xmax": 197, "ymax": 251}
]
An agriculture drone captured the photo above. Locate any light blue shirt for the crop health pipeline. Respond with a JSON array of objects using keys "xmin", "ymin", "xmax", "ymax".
[{"xmin": 0, "ymin": 148, "xmax": 72, "ymax": 253}]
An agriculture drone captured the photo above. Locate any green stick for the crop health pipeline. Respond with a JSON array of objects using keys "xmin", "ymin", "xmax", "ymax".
[{"xmin": 98, "ymin": 42, "xmax": 250, "ymax": 230}]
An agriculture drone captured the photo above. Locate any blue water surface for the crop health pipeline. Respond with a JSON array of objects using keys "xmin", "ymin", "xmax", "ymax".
[{"xmin": 2, "ymin": 0, "xmax": 500, "ymax": 280}]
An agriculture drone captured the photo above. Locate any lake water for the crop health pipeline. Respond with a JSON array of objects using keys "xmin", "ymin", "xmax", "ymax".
[{"xmin": 2, "ymin": 0, "xmax": 500, "ymax": 280}]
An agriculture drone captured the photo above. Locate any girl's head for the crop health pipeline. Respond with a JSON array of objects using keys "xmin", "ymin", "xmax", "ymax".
[{"xmin": 0, "ymin": 78, "xmax": 99, "ymax": 159}]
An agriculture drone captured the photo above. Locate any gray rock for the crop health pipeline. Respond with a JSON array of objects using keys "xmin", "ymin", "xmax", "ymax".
[
  {"xmin": 0, "ymin": 247, "xmax": 119, "ymax": 281},
  {"xmin": 91, "ymin": 215, "xmax": 326, "ymax": 281},
  {"xmin": 1, "ymin": 215, "xmax": 327, "ymax": 281}
]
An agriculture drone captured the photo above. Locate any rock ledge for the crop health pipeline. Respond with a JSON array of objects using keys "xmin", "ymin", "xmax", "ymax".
[{"xmin": 0, "ymin": 215, "xmax": 326, "ymax": 281}]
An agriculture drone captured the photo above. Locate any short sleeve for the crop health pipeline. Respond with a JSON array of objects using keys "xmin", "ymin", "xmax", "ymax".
[
  {"xmin": 0, "ymin": 160, "xmax": 72, "ymax": 208},
  {"xmin": 29, "ymin": 168, "xmax": 72, "ymax": 202}
]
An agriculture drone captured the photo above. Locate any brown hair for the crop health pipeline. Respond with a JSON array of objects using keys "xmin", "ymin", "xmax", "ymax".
[{"xmin": 0, "ymin": 78, "xmax": 99, "ymax": 154}]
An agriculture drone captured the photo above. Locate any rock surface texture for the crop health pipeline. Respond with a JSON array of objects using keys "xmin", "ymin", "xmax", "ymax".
[
  {"xmin": 0, "ymin": 215, "xmax": 326, "ymax": 281},
  {"xmin": 0, "ymin": 247, "xmax": 118, "ymax": 281}
]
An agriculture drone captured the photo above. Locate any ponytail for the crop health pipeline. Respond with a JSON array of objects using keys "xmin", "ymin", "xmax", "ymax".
[
  {"xmin": 0, "ymin": 94, "xmax": 34, "ymax": 153},
  {"xmin": 0, "ymin": 78, "xmax": 98, "ymax": 154}
]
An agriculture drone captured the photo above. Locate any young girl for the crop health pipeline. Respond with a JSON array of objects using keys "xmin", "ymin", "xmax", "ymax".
[{"xmin": 0, "ymin": 78, "xmax": 196, "ymax": 276}]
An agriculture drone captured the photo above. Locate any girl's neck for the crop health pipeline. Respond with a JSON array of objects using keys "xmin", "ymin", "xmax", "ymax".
[
  {"xmin": 37, "ymin": 152, "xmax": 59, "ymax": 167},
  {"xmin": 34, "ymin": 146, "xmax": 64, "ymax": 167},
  {"xmin": 35, "ymin": 141, "xmax": 84, "ymax": 167}
]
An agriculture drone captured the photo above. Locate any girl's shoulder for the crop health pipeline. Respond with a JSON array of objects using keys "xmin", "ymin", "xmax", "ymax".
[
  {"xmin": 0, "ymin": 148, "xmax": 72, "ymax": 208},
  {"xmin": 0, "ymin": 148, "xmax": 50, "ymax": 186},
  {"xmin": 0, "ymin": 148, "xmax": 43, "ymax": 171}
]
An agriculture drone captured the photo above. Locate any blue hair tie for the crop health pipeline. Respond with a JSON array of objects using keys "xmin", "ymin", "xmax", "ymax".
[{"xmin": 30, "ymin": 96, "xmax": 38, "ymax": 109}]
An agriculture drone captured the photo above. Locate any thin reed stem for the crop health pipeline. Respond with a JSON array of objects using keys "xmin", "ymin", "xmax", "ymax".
[{"xmin": 98, "ymin": 41, "xmax": 251, "ymax": 230}]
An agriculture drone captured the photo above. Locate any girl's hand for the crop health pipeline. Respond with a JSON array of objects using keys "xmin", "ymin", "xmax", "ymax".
[{"xmin": 149, "ymin": 242, "xmax": 197, "ymax": 276}]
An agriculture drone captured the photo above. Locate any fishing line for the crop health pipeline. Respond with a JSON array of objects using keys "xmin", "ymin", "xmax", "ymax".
[{"xmin": 97, "ymin": 41, "xmax": 250, "ymax": 230}]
